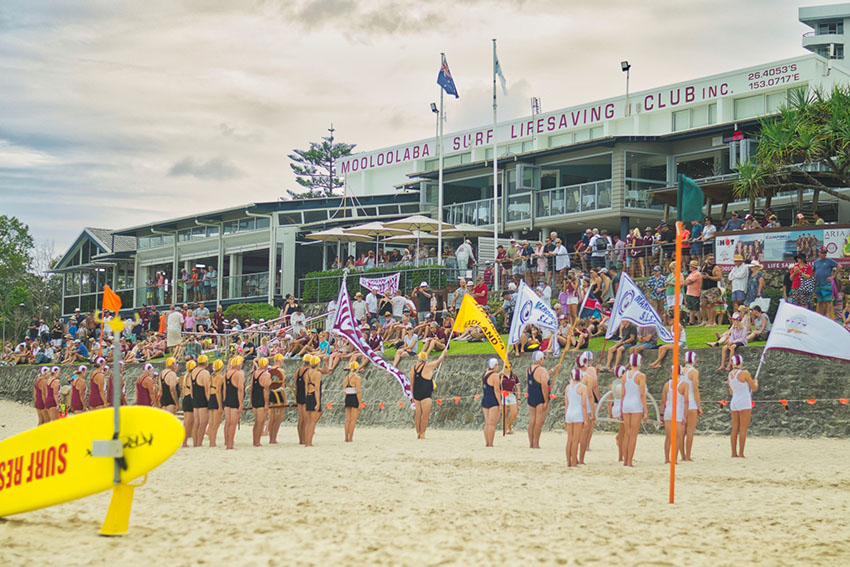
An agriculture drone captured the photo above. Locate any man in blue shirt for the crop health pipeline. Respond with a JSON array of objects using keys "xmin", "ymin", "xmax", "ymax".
[
  {"xmin": 74, "ymin": 339, "xmax": 89, "ymax": 362},
  {"xmin": 813, "ymin": 246, "xmax": 840, "ymax": 319},
  {"xmin": 722, "ymin": 211, "xmax": 744, "ymax": 232}
]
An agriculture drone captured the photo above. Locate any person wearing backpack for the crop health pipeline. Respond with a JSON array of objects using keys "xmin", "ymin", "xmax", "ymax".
[{"xmin": 589, "ymin": 229, "xmax": 612, "ymax": 269}]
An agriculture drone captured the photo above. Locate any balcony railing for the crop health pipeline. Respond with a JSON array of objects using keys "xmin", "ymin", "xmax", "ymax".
[
  {"xmin": 536, "ymin": 179, "xmax": 613, "ymax": 218},
  {"xmin": 443, "ymin": 198, "xmax": 494, "ymax": 226}
]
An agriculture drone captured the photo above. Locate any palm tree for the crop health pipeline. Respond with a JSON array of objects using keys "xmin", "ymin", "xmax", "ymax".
[{"xmin": 733, "ymin": 85, "xmax": 850, "ymax": 210}]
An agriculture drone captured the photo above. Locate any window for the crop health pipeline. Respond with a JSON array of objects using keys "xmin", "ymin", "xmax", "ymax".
[
  {"xmin": 424, "ymin": 158, "xmax": 439, "ymax": 170},
  {"xmin": 521, "ymin": 141, "xmax": 534, "ymax": 152},
  {"xmin": 672, "ymin": 109, "xmax": 691, "ymax": 131},
  {"xmin": 207, "ymin": 225, "xmax": 219, "ymax": 237},
  {"xmin": 192, "ymin": 227, "xmax": 205, "ymax": 239},
  {"xmin": 834, "ymin": 44, "xmax": 845, "ymax": 59},
  {"xmin": 588, "ymin": 127, "xmax": 603, "ymax": 139},
  {"xmin": 255, "ymin": 217, "xmax": 270, "ymax": 229},
  {"xmin": 278, "ymin": 213, "xmax": 302, "ymax": 225},
  {"xmin": 766, "ymin": 91, "xmax": 787, "ymax": 113},
  {"xmin": 223, "ymin": 221, "xmax": 237, "ymax": 234},
  {"xmin": 626, "ymin": 152, "xmax": 667, "ymax": 210},
  {"xmin": 817, "ymin": 21, "xmax": 843, "ymax": 34},
  {"xmin": 179, "ymin": 230, "xmax": 192, "ymax": 242},
  {"xmin": 238, "ymin": 218, "xmax": 255, "ymax": 232},
  {"xmin": 303, "ymin": 210, "xmax": 327, "ymax": 223},
  {"xmin": 734, "ymin": 94, "xmax": 764, "ymax": 120},
  {"xmin": 548, "ymin": 133, "xmax": 571, "ymax": 148},
  {"xmin": 708, "ymin": 103, "xmax": 717, "ymax": 125}
]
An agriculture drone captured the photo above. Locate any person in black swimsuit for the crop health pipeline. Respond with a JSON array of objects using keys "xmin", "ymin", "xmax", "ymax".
[
  {"xmin": 160, "ymin": 357, "xmax": 179, "ymax": 415},
  {"xmin": 343, "ymin": 360, "xmax": 363, "ymax": 442},
  {"xmin": 527, "ymin": 351, "xmax": 562, "ymax": 449},
  {"xmin": 207, "ymin": 359, "xmax": 225, "ymax": 447},
  {"xmin": 223, "ymin": 356, "xmax": 245, "ymax": 450},
  {"xmin": 481, "ymin": 358, "xmax": 505, "ymax": 447},
  {"xmin": 294, "ymin": 355, "xmax": 310, "ymax": 445},
  {"xmin": 192, "ymin": 354, "xmax": 211, "ymax": 447},
  {"xmin": 181, "ymin": 360, "xmax": 196, "ymax": 448},
  {"xmin": 410, "ymin": 350, "xmax": 446, "ymax": 440},
  {"xmin": 250, "ymin": 358, "xmax": 271, "ymax": 447},
  {"xmin": 267, "ymin": 353, "xmax": 289, "ymax": 445}
]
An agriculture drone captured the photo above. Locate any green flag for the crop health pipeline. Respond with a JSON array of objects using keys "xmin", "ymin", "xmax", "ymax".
[{"xmin": 677, "ymin": 174, "xmax": 704, "ymax": 223}]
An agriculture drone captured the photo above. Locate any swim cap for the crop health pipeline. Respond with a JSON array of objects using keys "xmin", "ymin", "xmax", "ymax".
[
  {"xmin": 273, "ymin": 353, "xmax": 284, "ymax": 362},
  {"xmin": 685, "ymin": 351, "xmax": 696, "ymax": 364},
  {"xmin": 197, "ymin": 354, "xmax": 209, "ymax": 364},
  {"xmin": 230, "ymin": 356, "xmax": 244, "ymax": 367},
  {"xmin": 186, "ymin": 360, "xmax": 197, "ymax": 371},
  {"xmin": 143, "ymin": 363, "xmax": 154, "ymax": 371},
  {"xmin": 77, "ymin": 365, "xmax": 87, "ymax": 373},
  {"xmin": 581, "ymin": 351, "xmax": 593, "ymax": 364},
  {"xmin": 40, "ymin": 366, "xmax": 49, "ymax": 375},
  {"xmin": 487, "ymin": 357, "xmax": 499, "ymax": 369},
  {"xmin": 532, "ymin": 351, "xmax": 545, "ymax": 362},
  {"xmin": 302, "ymin": 354, "xmax": 311, "ymax": 363},
  {"xmin": 103, "ymin": 365, "xmax": 109, "ymax": 372},
  {"xmin": 51, "ymin": 366, "xmax": 60, "ymax": 373},
  {"xmin": 731, "ymin": 354, "xmax": 743, "ymax": 367},
  {"xmin": 166, "ymin": 357, "xmax": 177, "ymax": 367},
  {"xmin": 95, "ymin": 357, "xmax": 106, "ymax": 366},
  {"xmin": 348, "ymin": 360, "xmax": 359, "ymax": 370},
  {"xmin": 212, "ymin": 359, "xmax": 224, "ymax": 371},
  {"xmin": 629, "ymin": 353, "xmax": 642, "ymax": 367},
  {"xmin": 417, "ymin": 351, "xmax": 428, "ymax": 360},
  {"xmin": 153, "ymin": 371, "xmax": 159, "ymax": 376},
  {"xmin": 258, "ymin": 357, "xmax": 269, "ymax": 368},
  {"xmin": 309, "ymin": 355, "xmax": 319, "ymax": 366},
  {"xmin": 615, "ymin": 365, "xmax": 626, "ymax": 378},
  {"xmin": 571, "ymin": 367, "xmax": 582, "ymax": 381}
]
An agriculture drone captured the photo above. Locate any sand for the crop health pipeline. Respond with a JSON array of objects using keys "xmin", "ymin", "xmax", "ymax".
[{"xmin": 1, "ymin": 400, "xmax": 849, "ymax": 567}]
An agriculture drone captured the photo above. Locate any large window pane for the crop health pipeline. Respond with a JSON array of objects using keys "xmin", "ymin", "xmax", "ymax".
[{"xmin": 734, "ymin": 94, "xmax": 764, "ymax": 120}]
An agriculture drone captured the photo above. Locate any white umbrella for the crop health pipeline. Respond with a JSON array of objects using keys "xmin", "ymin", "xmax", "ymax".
[
  {"xmin": 344, "ymin": 222, "xmax": 410, "ymax": 261},
  {"xmin": 441, "ymin": 223, "xmax": 492, "ymax": 238},
  {"xmin": 307, "ymin": 227, "xmax": 373, "ymax": 269},
  {"xmin": 384, "ymin": 230, "xmax": 438, "ymax": 244},
  {"xmin": 383, "ymin": 216, "xmax": 454, "ymax": 265}
]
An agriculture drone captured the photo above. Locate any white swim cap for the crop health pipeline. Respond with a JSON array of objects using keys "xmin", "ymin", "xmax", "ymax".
[
  {"xmin": 40, "ymin": 366, "xmax": 49, "ymax": 375},
  {"xmin": 487, "ymin": 358, "xmax": 499, "ymax": 369},
  {"xmin": 731, "ymin": 354, "xmax": 743, "ymax": 367},
  {"xmin": 571, "ymin": 367, "xmax": 582, "ymax": 381},
  {"xmin": 629, "ymin": 353, "xmax": 642, "ymax": 367},
  {"xmin": 615, "ymin": 365, "xmax": 626, "ymax": 378},
  {"xmin": 685, "ymin": 351, "xmax": 696, "ymax": 364},
  {"xmin": 532, "ymin": 351, "xmax": 545, "ymax": 362}
]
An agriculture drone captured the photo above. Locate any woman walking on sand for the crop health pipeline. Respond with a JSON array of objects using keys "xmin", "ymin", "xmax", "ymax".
[
  {"xmin": 728, "ymin": 354, "xmax": 758, "ymax": 458},
  {"xmin": 680, "ymin": 351, "xmax": 702, "ymax": 461},
  {"xmin": 564, "ymin": 367, "xmax": 589, "ymax": 467},
  {"xmin": 620, "ymin": 353, "xmax": 647, "ymax": 467},
  {"xmin": 343, "ymin": 360, "xmax": 363, "ymax": 442},
  {"xmin": 481, "ymin": 358, "xmax": 504, "ymax": 447}
]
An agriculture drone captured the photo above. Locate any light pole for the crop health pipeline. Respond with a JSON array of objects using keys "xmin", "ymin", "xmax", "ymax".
[
  {"xmin": 431, "ymin": 101, "xmax": 442, "ymax": 258},
  {"xmin": 621, "ymin": 60, "xmax": 631, "ymax": 116}
]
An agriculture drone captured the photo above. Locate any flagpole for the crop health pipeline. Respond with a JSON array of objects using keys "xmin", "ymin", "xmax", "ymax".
[
  {"xmin": 492, "ymin": 39, "xmax": 500, "ymax": 292},
  {"xmin": 438, "ymin": 53, "xmax": 445, "ymax": 267},
  {"xmin": 670, "ymin": 221, "xmax": 684, "ymax": 504}
]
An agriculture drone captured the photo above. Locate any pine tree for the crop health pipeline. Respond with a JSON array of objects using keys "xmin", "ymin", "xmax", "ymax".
[{"xmin": 286, "ymin": 125, "xmax": 355, "ymax": 199}]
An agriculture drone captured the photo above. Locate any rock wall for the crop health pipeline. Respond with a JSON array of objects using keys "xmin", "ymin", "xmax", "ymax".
[{"xmin": 2, "ymin": 346, "xmax": 849, "ymax": 437}]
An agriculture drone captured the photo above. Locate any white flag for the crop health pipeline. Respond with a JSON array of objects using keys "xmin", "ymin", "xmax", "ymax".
[
  {"xmin": 508, "ymin": 281, "xmax": 558, "ymax": 345},
  {"xmin": 494, "ymin": 46, "xmax": 507, "ymax": 95},
  {"xmin": 765, "ymin": 300, "xmax": 850, "ymax": 362},
  {"xmin": 606, "ymin": 272, "xmax": 674, "ymax": 343}
]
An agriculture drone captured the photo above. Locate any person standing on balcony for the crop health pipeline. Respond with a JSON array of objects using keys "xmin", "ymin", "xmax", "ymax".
[
  {"xmin": 700, "ymin": 217, "xmax": 717, "ymax": 255},
  {"xmin": 544, "ymin": 234, "xmax": 557, "ymax": 286},
  {"xmin": 156, "ymin": 271, "xmax": 166, "ymax": 305},
  {"xmin": 553, "ymin": 237, "xmax": 569, "ymax": 286},
  {"xmin": 722, "ymin": 211, "xmax": 744, "ymax": 232},
  {"xmin": 688, "ymin": 219, "xmax": 704, "ymax": 263},
  {"xmin": 456, "ymin": 239, "xmax": 475, "ymax": 280}
]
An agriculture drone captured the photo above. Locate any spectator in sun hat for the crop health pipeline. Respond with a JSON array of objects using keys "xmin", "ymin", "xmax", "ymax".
[{"xmin": 814, "ymin": 245, "xmax": 840, "ymax": 320}]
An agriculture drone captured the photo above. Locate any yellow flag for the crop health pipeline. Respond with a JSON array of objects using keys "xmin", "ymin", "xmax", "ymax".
[{"xmin": 452, "ymin": 294, "xmax": 510, "ymax": 369}]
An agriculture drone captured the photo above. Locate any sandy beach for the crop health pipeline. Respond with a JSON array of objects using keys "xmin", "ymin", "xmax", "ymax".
[{"xmin": 1, "ymin": 400, "xmax": 849, "ymax": 567}]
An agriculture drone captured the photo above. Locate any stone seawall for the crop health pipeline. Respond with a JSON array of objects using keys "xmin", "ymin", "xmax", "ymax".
[{"xmin": 2, "ymin": 347, "xmax": 849, "ymax": 437}]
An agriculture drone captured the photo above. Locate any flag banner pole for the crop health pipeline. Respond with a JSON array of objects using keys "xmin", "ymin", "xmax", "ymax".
[
  {"xmin": 492, "ymin": 38, "xmax": 499, "ymax": 292},
  {"xmin": 438, "ymin": 79, "xmax": 444, "ymax": 265},
  {"xmin": 669, "ymin": 222, "xmax": 684, "ymax": 504},
  {"xmin": 431, "ymin": 328, "xmax": 455, "ymax": 387}
]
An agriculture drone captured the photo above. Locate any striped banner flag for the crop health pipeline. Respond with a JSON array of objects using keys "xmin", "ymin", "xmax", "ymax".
[{"xmin": 330, "ymin": 282, "xmax": 413, "ymax": 403}]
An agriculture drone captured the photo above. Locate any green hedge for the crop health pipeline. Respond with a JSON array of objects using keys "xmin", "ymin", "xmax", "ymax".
[
  {"xmin": 223, "ymin": 302, "xmax": 279, "ymax": 322},
  {"xmin": 301, "ymin": 266, "xmax": 448, "ymax": 303}
]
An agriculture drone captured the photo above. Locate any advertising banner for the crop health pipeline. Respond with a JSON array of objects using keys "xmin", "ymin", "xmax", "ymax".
[{"xmin": 716, "ymin": 225, "xmax": 850, "ymax": 270}]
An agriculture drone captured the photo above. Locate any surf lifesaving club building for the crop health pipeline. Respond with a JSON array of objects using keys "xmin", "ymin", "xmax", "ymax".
[{"xmin": 55, "ymin": 53, "xmax": 850, "ymax": 316}]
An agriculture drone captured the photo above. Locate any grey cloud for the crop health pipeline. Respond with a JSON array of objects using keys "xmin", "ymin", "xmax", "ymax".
[{"xmin": 168, "ymin": 156, "xmax": 244, "ymax": 180}]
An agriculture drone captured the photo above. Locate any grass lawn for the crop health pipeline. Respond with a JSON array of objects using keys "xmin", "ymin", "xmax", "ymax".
[{"xmin": 383, "ymin": 325, "xmax": 765, "ymax": 359}]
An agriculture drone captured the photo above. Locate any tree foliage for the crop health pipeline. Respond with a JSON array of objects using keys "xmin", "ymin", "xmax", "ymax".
[
  {"xmin": 734, "ymin": 86, "xmax": 850, "ymax": 204},
  {"xmin": 286, "ymin": 127, "xmax": 355, "ymax": 199}
]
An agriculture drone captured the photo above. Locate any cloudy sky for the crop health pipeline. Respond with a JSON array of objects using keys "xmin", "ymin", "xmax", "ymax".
[{"xmin": 0, "ymin": 0, "xmax": 823, "ymax": 251}]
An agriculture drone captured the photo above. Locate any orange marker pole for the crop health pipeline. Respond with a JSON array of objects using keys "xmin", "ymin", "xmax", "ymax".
[{"xmin": 669, "ymin": 222, "xmax": 684, "ymax": 504}]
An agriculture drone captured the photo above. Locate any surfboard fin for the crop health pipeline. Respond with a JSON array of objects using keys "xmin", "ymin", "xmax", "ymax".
[{"xmin": 100, "ymin": 484, "xmax": 136, "ymax": 536}]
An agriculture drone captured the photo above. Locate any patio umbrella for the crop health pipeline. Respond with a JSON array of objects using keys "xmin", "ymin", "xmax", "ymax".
[
  {"xmin": 383, "ymin": 230, "xmax": 439, "ymax": 244},
  {"xmin": 344, "ymin": 222, "xmax": 410, "ymax": 261},
  {"xmin": 306, "ymin": 227, "xmax": 372, "ymax": 268},
  {"xmin": 441, "ymin": 223, "xmax": 492, "ymax": 239},
  {"xmin": 383, "ymin": 215, "xmax": 455, "ymax": 265}
]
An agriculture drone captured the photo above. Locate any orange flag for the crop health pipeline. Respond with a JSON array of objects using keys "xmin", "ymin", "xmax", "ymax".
[{"xmin": 102, "ymin": 285, "xmax": 122, "ymax": 313}]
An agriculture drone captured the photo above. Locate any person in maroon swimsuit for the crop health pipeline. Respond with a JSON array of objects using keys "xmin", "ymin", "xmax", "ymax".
[
  {"xmin": 136, "ymin": 363, "xmax": 155, "ymax": 406},
  {"xmin": 105, "ymin": 362, "xmax": 127, "ymax": 406},
  {"xmin": 44, "ymin": 366, "xmax": 61, "ymax": 421},
  {"xmin": 88, "ymin": 357, "xmax": 108, "ymax": 410},
  {"xmin": 70, "ymin": 365, "xmax": 88, "ymax": 413},
  {"xmin": 34, "ymin": 366, "xmax": 49, "ymax": 426}
]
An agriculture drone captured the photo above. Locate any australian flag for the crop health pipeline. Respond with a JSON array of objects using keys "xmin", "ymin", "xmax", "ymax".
[{"xmin": 437, "ymin": 53, "xmax": 459, "ymax": 98}]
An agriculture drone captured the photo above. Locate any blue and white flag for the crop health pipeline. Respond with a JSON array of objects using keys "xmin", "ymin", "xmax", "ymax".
[
  {"xmin": 494, "ymin": 45, "xmax": 507, "ymax": 95},
  {"xmin": 606, "ymin": 272, "xmax": 674, "ymax": 343},
  {"xmin": 508, "ymin": 281, "xmax": 558, "ymax": 345},
  {"xmin": 437, "ymin": 53, "xmax": 459, "ymax": 98}
]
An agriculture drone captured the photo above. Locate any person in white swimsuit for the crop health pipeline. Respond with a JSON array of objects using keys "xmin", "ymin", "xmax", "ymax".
[
  {"xmin": 662, "ymin": 366, "xmax": 689, "ymax": 464},
  {"xmin": 680, "ymin": 351, "xmax": 702, "ymax": 461},
  {"xmin": 563, "ymin": 367, "xmax": 588, "ymax": 467},
  {"xmin": 619, "ymin": 353, "xmax": 647, "ymax": 467},
  {"xmin": 577, "ymin": 352, "xmax": 599, "ymax": 463},
  {"xmin": 608, "ymin": 365, "xmax": 626, "ymax": 462},
  {"xmin": 728, "ymin": 354, "xmax": 758, "ymax": 458}
]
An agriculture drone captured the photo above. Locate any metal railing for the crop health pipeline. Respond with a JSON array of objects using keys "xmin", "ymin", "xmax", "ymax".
[
  {"xmin": 444, "ymin": 198, "xmax": 494, "ymax": 226},
  {"xmin": 298, "ymin": 266, "xmax": 454, "ymax": 303},
  {"xmin": 536, "ymin": 179, "xmax": 613, "ymax": 218},
  {"xmin": 222, "ymin": 272, "xmax": 269, "ymax": 301}
]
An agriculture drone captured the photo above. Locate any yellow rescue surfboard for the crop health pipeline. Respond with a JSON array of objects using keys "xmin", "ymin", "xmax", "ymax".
[{"xmin": 0, "ymin": 406, "xmax": 182, "ymax": 517}]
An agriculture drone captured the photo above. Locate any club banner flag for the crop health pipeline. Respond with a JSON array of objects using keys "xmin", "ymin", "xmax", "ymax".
[
  {"xmin": 359, "ymin": 273, "xmax": 400, "ymax": 295},
  {"xmin": 677, "ymin": 174, "xmax": 705, "ymax": 223},
  {"xmin": 764, "ymin": 300, "xmax": 850, "ymax": 362},
  {"xmin": 508, "ymin": 281, "xmax": 557, "ymax": 345},
  {"xmin": 452, "ymin": 294, "xmax": 509, "ymax": 369},
  {"xmin": 331, "ymin": 283, "xmax": 413, "ymax": 402},
  {"xmin": 606, "ymin": 272, "xmax": 674, "ymax": 343},
  {"xmin": 102, "ymin": 284, "xmax": 122, "ymax": 313}
]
